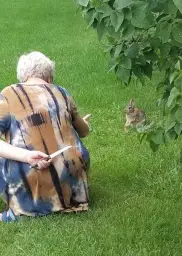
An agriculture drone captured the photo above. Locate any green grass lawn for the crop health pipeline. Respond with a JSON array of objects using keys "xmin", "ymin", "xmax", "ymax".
[{"xmin": 0, "ymin": 1, "xmax": 182, "ymax": 255}]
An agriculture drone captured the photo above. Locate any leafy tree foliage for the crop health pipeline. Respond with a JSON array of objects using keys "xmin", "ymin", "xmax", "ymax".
[{"xmin": 75, "ymin": 0, "xmax": 182, "ymax": 152}]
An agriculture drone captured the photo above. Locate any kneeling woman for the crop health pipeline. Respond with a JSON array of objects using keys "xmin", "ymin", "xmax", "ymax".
[{"xmin": 0, "ymin": 51, "xmax": 90, "ymax": 222}]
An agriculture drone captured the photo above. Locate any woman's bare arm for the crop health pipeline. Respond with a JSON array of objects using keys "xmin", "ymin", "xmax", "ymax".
[
  {"xmin": 72, "ymin": 116, "xmax": 90, "ymax": 138},
  {"xmin": 0, "ymin": 140, "xmax": 49, "ymax": 167}
]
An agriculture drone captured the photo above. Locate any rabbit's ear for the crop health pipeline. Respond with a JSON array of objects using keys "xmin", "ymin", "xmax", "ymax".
[{"xmin": 130, "ymin": 99, "xmax": 135, "ymax": 107}]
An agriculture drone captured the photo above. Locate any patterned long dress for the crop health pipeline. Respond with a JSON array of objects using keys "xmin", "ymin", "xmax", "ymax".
[{"xmin": 0, "ymin": 83, "xmax": 90, "ymax": 217}]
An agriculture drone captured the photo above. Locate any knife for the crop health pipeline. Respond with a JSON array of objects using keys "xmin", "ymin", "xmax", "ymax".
[
  {"xmin": 83, "ymin": 114, "xmax": 91, "ymax": 120},
  {"xmin": 30, "ymin": 145, "xmax": 72, "ymax": 168}
]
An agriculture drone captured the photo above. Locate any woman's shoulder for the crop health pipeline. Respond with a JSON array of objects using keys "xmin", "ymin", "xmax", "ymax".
[
  {"xmin": 1, "ymin": 85, "xmax": 12, "ymax": 96},
  {"xmin": 53, "ymin": 84, "xmax": 68, "ymax": 92},
  {"xmin": 0, "ymin": 85, "xmax": 19, "ymax": 101},
  {"xmin": 53, "ymin": 84, "xmax": 71, "ymax": 97},
  {"xmin": 1, "ymin": 84, "xmax": 17, "ymax": 94}
]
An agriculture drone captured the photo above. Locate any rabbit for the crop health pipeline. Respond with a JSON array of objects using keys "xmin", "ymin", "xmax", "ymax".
[{"xmin": 124, "ymin": 99, "xmax": 146, "ymax": 132}]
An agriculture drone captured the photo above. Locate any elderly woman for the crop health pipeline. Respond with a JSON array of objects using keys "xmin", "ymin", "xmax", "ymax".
[{"xmin": 0, "ymin": 51, "xmax": 90, "ymax": 222}]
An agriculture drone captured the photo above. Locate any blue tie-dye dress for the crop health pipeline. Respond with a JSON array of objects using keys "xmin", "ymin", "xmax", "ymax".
[{"xmin": 0, "ymin": 83, "xmax": 90, "ymax": 217}]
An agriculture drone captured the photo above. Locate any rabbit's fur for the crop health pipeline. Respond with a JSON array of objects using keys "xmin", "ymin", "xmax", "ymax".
[{"xmin": 124, "ymin": 99, "xmax": 146, "ymax": 132}]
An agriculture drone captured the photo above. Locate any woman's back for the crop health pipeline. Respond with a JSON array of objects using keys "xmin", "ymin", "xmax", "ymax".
[{"xmin": 0, "ymin": 83, "xmax": 89, "ymax": 216}]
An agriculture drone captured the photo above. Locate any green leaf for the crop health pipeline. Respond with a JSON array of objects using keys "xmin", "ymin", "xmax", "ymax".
[
  {"xmin": 165, "ymin": 130, "xmax": 177, "ymax": 142},
  {"xmin": 116, "ymin": 66, "xmax": 131, "ymax": 84},
  {"xmin": 119, "ymin": 56, "xmax": 132, "ymax": 69},
  {"xmin": 110, "ymin": 11, "xmax": 124, "ymax": 32},
  {"xmin": 121, "ymin": 22, "xmax": 135, "ymax": 39},
  {"xmin": 108, "ymin": 59, "xmax": 118, "ymax": 72},
  {"xmin": 96, "ymin": 4, "xmax": 113, "ymax": 18},
  {"xmin": 85, "ymin": 9, "xmax": 97, "ymax": 27},
  {"xmin": 151, "ymin": 128, "xmax": 165, "ymax": 144},
  {"xmin": 110, "ymin": 11, "xmax": 117, "ymax": 28},
  {"xmin": 172, "ymin": 23, "xmax": 182, "ymax": 43},
  {"xmin": 131, "ymin": 2, "xmax": 155, "ymax": 29},
  {"xmin": 174, "ymin": 75, "xmax": 182, "ymax": 90},
  {"xmin": 143, "ymin": 63, "xmax": 153, "ymax": 79},
  {"xmin": 125, "ymin": 43, "xmax": 139, "ymax": 58},
  {"xmin": 106, "ymin": 26, "xmax": 121, "ymax": 40},
  {"xmin": 175, "ymin": 107, "xmax": 182, "ymax": 123},
  {"xmin": 173, "ymin": 0, "xmax": 182, "ymax": 14},
  {"xmin": 164, "ymin": 120, "xmax": 176, "ymax": 132},
  {"xmin": 150, "ymin": 38, "xmax": 161, "ymax": 49},
  {"xmin": 104, "ymin": 45, "xmax": 113, "ymax": 53},
  {"xmin": 144, "ymin": 51, "xmax": 158, "ymax": 61},
  {"xmin": 97, "ymin": 19, "xmax": 105, "ymax": 41},
  {"xmin": 150, "ymin": 2, "xmax": 166, "ymax": 12},
  {"xmin": 159, "ymin": 58, "xmax": 171, "ymax": 71},
  {"xmin": 114, "ymin": 44, "xmax": 123, "ymax": 58},
  {"xmin": 82, "ymin": 4, "xmax": 92, "ymax": 14},
  {"xmin": 77, "ymin": 0, "xmax": 89, "ymax": 7},
  {"xmin": 159, "ymin": 0, "xmax": 168, "ymax": 3},
  {"xmin": 135, "ymin": 55, "xmax": 146, "ymax": 66},
  {"xmin": 167, "ymin": 87, "xmax": 180, "ymax": 107},
  {"xmin": 175, "ymin": 60, "xmax": 181, "ymax": 70},
  {"xmin": 123, "ymin": 8, "xmax": 132, "ymax": 20},
  {"xmin": 149, "ymin": 140, "xmax": 160, "ymax": 152},
  {"xmin": 113, "ymin": 0, "xmax": 133, "ymax": 10},
  {"xmin": 139, "ymin": 40, "xmax": 150, "ymax": 51},
  {"xmin": 159, "ymin": 43, "xmax": 171, "ymax": 57},
  {"xmin": 174, "ymin": 123, "xmax": 182, "ymax": 135},
  {"xmin": 155, "ymin": 21, "xmax": 172, "ymax": 43},
  {"xmin": 132, "ymin": 65, "xmax": 142, "ymax": 78},
  {"xmin": 170, "ymin": 105, "xmax": 179, "ymax": 116},
  {"xmin": 137, "ymin": 133, "xmax": 147, "ymax": 144},
  {"xmin": 171, "ymin": 36, "xmax": 182, "ymax": 47},
  {"xmin": 137, "ymin": 121, "xmax": 155, "ymax": 133},
  {"xmin": 170, "ymin": 46, "xmax": 178, "ymax": 57},
  {"xmin": 164, "ymin": 0, "xmax": 178, "ymax": 14},
  {"xmin": 177, "ymin": 96, "xmax": 182, "ymax": 106},
  {"xmin": 169, "ymin": 71, "xmax": 179, "ymax": 84}
]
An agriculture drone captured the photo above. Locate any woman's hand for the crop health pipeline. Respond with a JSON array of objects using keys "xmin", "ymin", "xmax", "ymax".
[
  {"xmin": 72, "ymin": 114, "xmax": 91, "ymax": 138},
  {"xmin": 36, "ymin": 159, "xmax": 52, "ymax": 169},
  {"xmin": 25, "ymin": 151, "xmax": 51, "ymax": 169},
  {"xmin": 83, "ymin": 114, "xmax": 91, "ymax": 126}
]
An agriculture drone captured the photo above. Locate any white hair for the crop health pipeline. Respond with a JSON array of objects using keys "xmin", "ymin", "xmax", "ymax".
[{"xmin": 17, "ymin": 51, "xmax": 55, "ymax": 82}]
